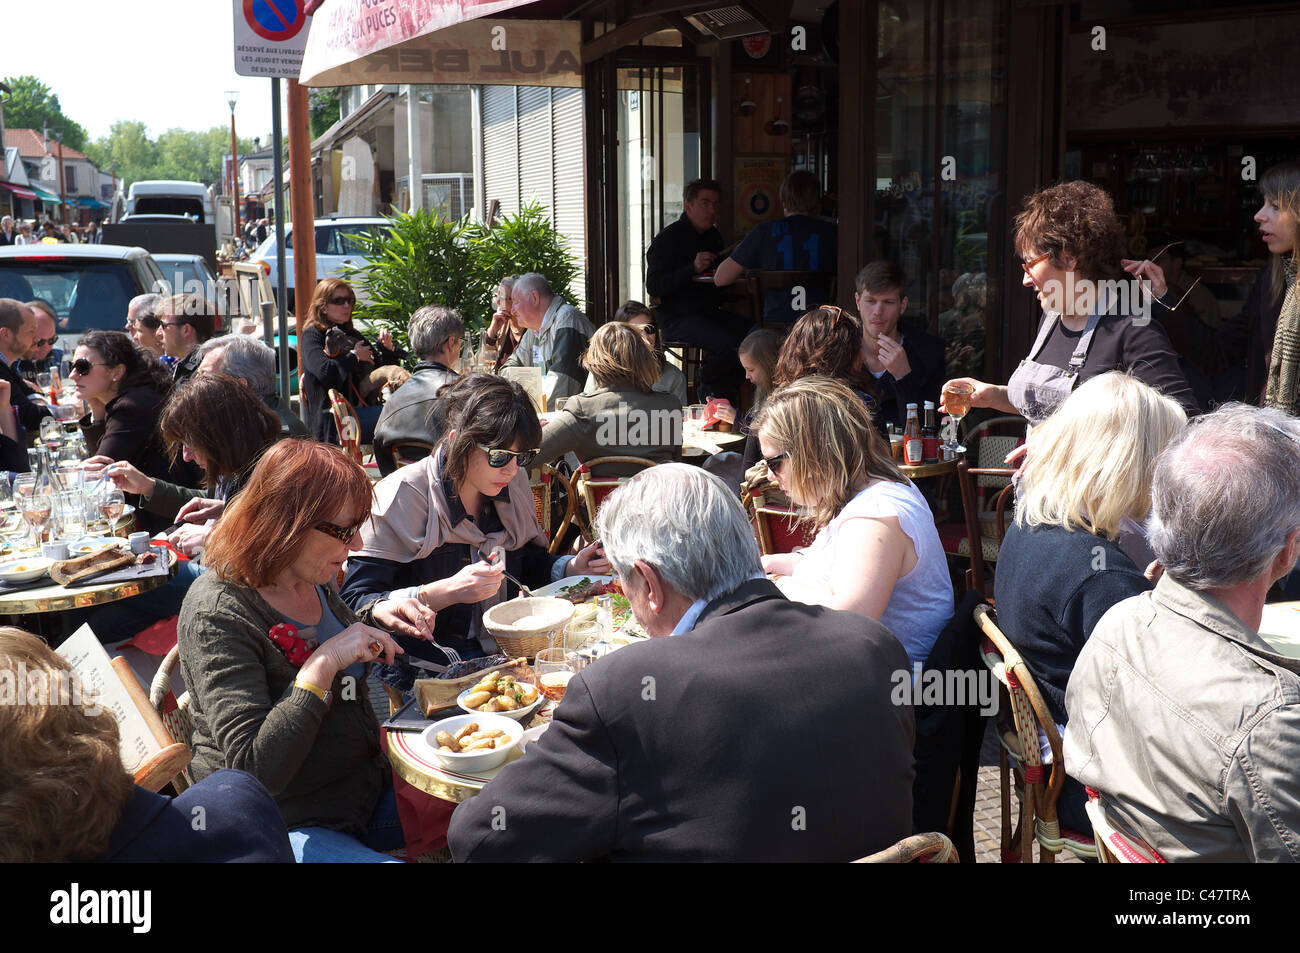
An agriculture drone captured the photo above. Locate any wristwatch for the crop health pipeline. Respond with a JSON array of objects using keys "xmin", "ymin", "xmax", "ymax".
[{"xmin": 295, "ymin": 678, "xmax": 333, "ymax": 706}]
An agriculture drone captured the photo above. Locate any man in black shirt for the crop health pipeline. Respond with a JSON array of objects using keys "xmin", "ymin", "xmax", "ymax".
[{"xmin": 645, "ymin": 179, "xmax": 748, "ymax": 402}]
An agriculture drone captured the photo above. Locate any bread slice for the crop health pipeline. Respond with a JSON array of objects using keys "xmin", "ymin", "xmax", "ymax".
[
  {"xmin": 414, "ymin": 657, "xmax": 533, "ymax": 716},
  {"xmin": 49, "ymin": 547, "xmax": 136, "ymax": 586}
]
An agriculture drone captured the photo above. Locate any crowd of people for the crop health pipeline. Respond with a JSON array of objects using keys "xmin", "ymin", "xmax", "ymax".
[
  {"xmin": 2, "ymin": 157, "xmax": 1299, "ymax": 865},
  {"xmin": 0, "ymin": 215, "xmax": 105, "ymax": 245}
]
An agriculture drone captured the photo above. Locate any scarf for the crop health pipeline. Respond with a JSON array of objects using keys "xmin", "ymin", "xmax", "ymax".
[
  {"xmin": 358, "ymin": 447, "xmax": 547, "ymax": 648},
  {"xmin": 1264, "ymin": 256, "xmax": 1300, "ymax": 413}
]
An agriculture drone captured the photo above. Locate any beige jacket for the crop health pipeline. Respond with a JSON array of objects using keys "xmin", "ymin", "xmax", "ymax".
[{"xmin": 1064, "ymin": 574, "xmax": 1300, "ymax": 862}]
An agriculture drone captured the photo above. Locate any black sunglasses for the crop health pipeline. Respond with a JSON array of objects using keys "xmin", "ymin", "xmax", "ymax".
[
  {"xmin": 313, "ymin": 519, "xmax": 364, "ymax": 542},
  {"xmin": 638, "ymin": 324, "xmax": 658, "ymax": 337},
  {"xmin": 32, "ymin": 336, "xmax": 57, "ymax": 347},
  {"xmin": 763, "ymin": 450, "xmax": 790, "ymax": 474},
  {"xmin": 477, "ymin": 444, "xmax": 539, "ymax": 469},
  {"xmin": 329, "ymin": 296, "xmax": 355, "ymax": 306},
  {"xmin": 71, "ymin": 358, "xmax": 111, "ymax": 376}
]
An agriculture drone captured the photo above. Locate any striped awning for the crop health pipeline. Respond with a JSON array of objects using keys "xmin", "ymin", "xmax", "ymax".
[{"xmin": 0, "ymin": 182, "xmax": 38, "ymax": 201}]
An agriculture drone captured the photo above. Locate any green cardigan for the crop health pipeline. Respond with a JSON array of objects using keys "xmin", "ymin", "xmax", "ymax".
[{"xmin": 177, "ymin": 571, "xmax": 387, "ymax": 836}]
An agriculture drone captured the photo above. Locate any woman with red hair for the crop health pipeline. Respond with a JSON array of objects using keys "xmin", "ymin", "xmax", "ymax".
[{"xmin": 178, "ymin": 439, "xmax": 434, "ymax": 862}]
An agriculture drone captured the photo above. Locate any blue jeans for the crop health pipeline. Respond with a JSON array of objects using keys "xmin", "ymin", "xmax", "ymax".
[
  {"xmin": 357, "ymin": 403, "xmax": 382, "ymax": 445},
  {"xmin": 289, "ymin": 782, "xmax": 405, "ymax": 863}
]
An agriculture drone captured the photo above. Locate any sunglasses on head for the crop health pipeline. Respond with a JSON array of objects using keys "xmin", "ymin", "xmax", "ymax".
[
  {"xmin": 71, "ymin": 358, "xmax": 111, "ymax": 376},
  {"xmin": 477, "ymin": 444, "xmax": 539, "ymax": 469},
  {"xmin": 313, "ymin": 519, "xmax": 364, "ymax": 542}
]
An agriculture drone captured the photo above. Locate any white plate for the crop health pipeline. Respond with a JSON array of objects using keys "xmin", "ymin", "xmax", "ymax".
[
  {"xmin": 0, "ymin": 556, "xmax": 54, "ymax": 583},
  {"xmin": 456, "ymin": 682, "xmax": 546, "ymax": 722},
  {"xmin": 68, "ymin": 536, "xmax": 126, "ymax": 556},
  {"xmin": 530, "ymin": 575, "xmax": 648, "ymax": 643}
]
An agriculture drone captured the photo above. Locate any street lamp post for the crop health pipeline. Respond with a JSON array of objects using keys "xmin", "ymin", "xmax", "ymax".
[
  {"xmin": 225, "ymin": 90, "xmax": 240, "ymax": 243},
  {"xmin": 55, "ymin": 129, "xmax": 67, "ymax": 227}
]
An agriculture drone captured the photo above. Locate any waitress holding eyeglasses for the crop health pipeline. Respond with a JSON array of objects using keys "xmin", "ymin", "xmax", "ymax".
[
  {"xmin": 941, "ymin": 181, "xmax": 1197, "ymax": 429},
  {"xmin": 340, "ymin": 374, "xmax": 610, "ymax": 691}
]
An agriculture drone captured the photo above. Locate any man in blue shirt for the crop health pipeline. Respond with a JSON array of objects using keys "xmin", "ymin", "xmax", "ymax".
[{"xmin": 713, "ymin": 170, "xmax": 838, "ymax": 324}]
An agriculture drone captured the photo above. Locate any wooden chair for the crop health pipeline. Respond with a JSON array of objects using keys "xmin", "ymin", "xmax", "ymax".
[
  {"xmin": 744, "ymin": 483, "xmax": 817, "ymax": 555},
  {"xmin": 1084, "ymin": 789, "xmax": 1167, "ymax": 864},
  {"xmin": 327, "ymin": 388, "xmax": 379, "ymax": 477},
  {"xmin": 854, "ymin": 832, "xmax": 959, "ymax": 863},
  {"xmin": 529, "ymin": 463, "xmax": 578, "ymax": 555},
  {"xmin": 744, "ymin": 269, "xmax": 837, "ymax": 327},
  {"xmin": 975, "ymin": 603, "xmax": 1097, "ymax": 863},
  {"xmin": 573, "ymin": 456, "xmax": 657, "ymax": 543},
  {"xmin": 949, "ymin": 460, "xmax": 1017, "ymax": 599},
  {"xmin": 111, "ymin": 646, "xmax": 191, "ymax": 794}
]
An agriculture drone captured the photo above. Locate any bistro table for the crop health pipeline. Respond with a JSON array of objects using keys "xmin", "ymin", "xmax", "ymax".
[
  {"xmin": 386, "ymin": 724, "xmax": 531, "ymax": 804},
  {"xmin": 900, "ymin": 459, "xmax": 957, "ymax": 480},
  {"xmin": 1258, "ymin": 602, "xmax": 1300, "ymax": 659},
  {"xmin": 0, "ymin": 547, "xmax": 176, "ymax": 616}
]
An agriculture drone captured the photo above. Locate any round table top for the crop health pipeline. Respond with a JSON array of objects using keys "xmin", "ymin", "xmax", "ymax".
[
  {"xmin": 0, "ymin": 550, "xmax": 176, "ymax": 614},
  {"xmin": 899, "ymin": 459, "xmax": 958, "ymax": 479},
  {"xmin": 387, "ymin": 725, "xmax": 527, "ymax": 804}
]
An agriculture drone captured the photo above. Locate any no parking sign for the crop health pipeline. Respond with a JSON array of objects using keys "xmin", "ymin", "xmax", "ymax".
[{"xmin": 233, "ymin": 0, "xmax": 313, "ymax": 77}]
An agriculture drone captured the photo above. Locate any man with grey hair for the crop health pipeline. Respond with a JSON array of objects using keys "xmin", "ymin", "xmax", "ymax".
[
  {"xmin": 1065, "ymin": 403, "xmax": 1300, "ymax": 862},
  {"xmin": 197, "ymin": 334, "xmax": 309, "ymax": 437},
  {"xmin": 449, "ymin": 463, "xmax": 914, "ymax": 862},
  {"xmin": 0, "ymin": 215, "xmax": 15, "ymax": 246},
  {"xmin": 372, "ymin": 305, "xmax": 462, "ymax": 475},
  {"xmin": 502, "ymin": 273, "xmax": 594, "ymax": 411}
]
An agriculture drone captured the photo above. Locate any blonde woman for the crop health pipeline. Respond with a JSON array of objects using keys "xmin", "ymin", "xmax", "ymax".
[
  {"xmin": 993, "ymin": 371, "xmax": 1186, "ymax": 834},
  {"xmin": 537, "ymin": 321, "xmax": 682, "ymax": 477},
  {"xmin": 753, "ymin": 376, "xmax": 952, "ymax": 666}
]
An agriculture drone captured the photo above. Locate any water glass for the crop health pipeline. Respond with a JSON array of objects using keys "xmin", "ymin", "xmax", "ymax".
[{"xmin": 56, "ymin": 490, "xmax": 86, "ymax": 540}]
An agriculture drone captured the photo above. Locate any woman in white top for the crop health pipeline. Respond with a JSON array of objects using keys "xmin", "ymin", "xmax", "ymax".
[{"xmin": 754, "ymin": 375, "xmax": 952, "ymax": 665}]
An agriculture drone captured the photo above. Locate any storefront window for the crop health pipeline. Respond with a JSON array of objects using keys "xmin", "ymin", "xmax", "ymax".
[
  {"xmin": 616, "ymin": 61, "xmax": 706, "ymax": 306},
  {"xmin": 872, "ymin": 0, "xmax": 1006, "ymax": 382}
]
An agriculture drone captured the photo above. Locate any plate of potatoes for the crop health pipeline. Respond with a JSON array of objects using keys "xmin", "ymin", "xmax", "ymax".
[{"xmin": 456, "ymin": 672, "xmax": 545, "ymax": 722}]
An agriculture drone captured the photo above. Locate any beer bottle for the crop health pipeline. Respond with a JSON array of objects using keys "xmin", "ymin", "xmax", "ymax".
[
  {"xmin": 922, "ymin": 401, "xmax": 939, "ymax": 464},
  {"xmin": 903, "ymin": 403, "xmax": 923, "ymax": 467}
]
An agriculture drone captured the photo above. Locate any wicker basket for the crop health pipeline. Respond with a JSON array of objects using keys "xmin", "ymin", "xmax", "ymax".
[{"xmin": 483, "ymin": 597, "xmax": 575, "ymax": 660}]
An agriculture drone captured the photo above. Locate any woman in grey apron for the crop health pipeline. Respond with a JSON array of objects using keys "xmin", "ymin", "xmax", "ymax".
[{"xmin": 940, "ymin": 181, "xmax": 1197, "ymax": 430}]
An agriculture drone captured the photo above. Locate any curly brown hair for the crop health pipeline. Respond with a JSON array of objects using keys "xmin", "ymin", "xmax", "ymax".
[
  {"xmin": 0, "ymin": 627, "xmax": 135, "ymax": 862},
  {"xmin": 1013, "ymin": 180, "xmax": 1128, "ymax": 282},
  {"xmin": 773, "ymin": 306, "xmax": 877, "ymax": 401}
]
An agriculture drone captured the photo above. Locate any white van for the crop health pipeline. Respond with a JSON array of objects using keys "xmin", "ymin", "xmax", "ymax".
[{"xmin": 124, "ymin": 181, "xmax": 214, "ymax": 224}]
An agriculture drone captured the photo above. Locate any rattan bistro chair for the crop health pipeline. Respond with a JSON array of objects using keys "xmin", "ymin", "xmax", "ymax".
[
  {"xmin": 328, "ymin": 388, "xmax": 380, "ymax": 478},
  {"xmin": 1084, "ymin": 789, "xmax": 1167, "ymax": 864},
  {"xmin": 572, "ymin": 457, "xmax": 657, "ymax": 544},
  {"xmin": 743, "ymin": 482, "xmax": 817, "ymax": 555},
  {"xmin": 854, "ymin": 832, "xmax": 959, "ymax": 863},
  {"xmin": 975, "ymin": 603, "xmax": 1098, "ymax": 863}
]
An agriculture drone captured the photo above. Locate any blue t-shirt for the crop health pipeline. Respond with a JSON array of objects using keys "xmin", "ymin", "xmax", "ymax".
[{"xmin": 730, "ymin": 214, "xmax": 839, "ymax": 323}]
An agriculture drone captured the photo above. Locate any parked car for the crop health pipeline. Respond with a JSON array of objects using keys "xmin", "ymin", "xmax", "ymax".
[
  {"xmin": 153, "ymin": 253, "xmax": 218, "ymax": 295},
  {"xmin": 0, "ymin": 244, "xmax": 165, "ymax": 352},
  {"xmin": 249, "ymin": 216, "xmax": 389, "ymax": 310}
]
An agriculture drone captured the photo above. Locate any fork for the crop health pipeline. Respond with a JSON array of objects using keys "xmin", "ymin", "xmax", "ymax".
[{"xmin": 433, "ymin": 639, "xmax": 463, "ymax": 665}]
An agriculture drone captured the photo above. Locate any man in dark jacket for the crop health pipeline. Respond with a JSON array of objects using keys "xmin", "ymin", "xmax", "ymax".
[
  {"xmin": 856, "ymin": 261, "xmax": 947, "ymax": 432},
  {"xmin": 197, "ymin": 333, "xmax": 310, "ymax": 438},
  {"xmin": 373, "ymin": 305, "xmax": 462, "ymax": 474},
  {"xmin": 0, "ymin": 298, "xmax": 50, "ymax": 433},
  {"xmin": 645, "ymin": 179, "xmax": 748, "ymax": 402},
  {"xmin": 449, "ymin": 464, "xmax": 915, "ymax": 862},
  {"xmin": 159, "ymin": 293, "xmax": 215, "ymax": 385}
]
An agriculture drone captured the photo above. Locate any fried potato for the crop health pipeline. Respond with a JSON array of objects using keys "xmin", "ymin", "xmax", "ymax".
[
  {"xmin": 436, "ymin": 730, "xmax": 460, "ymax": 752},
  {"xmin": 482, "ymin": 696, "xmax": 504, "ymax": 713},
  {"xmin": 496, "ymin": 693, "xmax": 520, "ymax": 711},
  {"xmin": 453, "ymin": 722, "xmax": 478, "ymax": 742},
  {"xmin": 463, "ymin": 690, "xmax": 493, "ymax": 710},
  {"xmin": 518, "ymin": 685, "xmax": 539, "ymax": 705}
]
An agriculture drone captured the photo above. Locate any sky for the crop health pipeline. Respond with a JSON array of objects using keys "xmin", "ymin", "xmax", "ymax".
[{"xmin": 2, "ymin": 0, "xmax": 296, "ymax": 145}]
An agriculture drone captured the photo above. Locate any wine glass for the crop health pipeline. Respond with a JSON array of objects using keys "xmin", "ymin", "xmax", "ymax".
[
  {"xmin": 533, "ymin": 648, "xmax": 575, "ymax": 702},
  {"xmin": 20, "ymin": 487, "xmax": 52, "ymax": 548},
  {"xmin": 98, "ymin": 487, "xmax": 126, "ymax": 531},
  {"xmin": 36, "ymin": 371, "xmax": 52, "ymax": 394},
  {"xmin": 0, "ymin": 477, "xmax": 15, "ymax": 535},
  {"xmin": 941, "ymin": 381, "xmax": 975, "ymax": 454}
]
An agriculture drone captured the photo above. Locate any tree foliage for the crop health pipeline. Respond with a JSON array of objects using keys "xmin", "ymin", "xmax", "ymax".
[
  {"xmin": 1, "ymin": 75, "xmax": 88, "ymax": 151},
  {"xmin": 309, "ymin": 88, "xmax": 341, "ymax": 140},
  {"xmin": 84, "ymin": 123, "xmax": 258, "ymax": 191}
]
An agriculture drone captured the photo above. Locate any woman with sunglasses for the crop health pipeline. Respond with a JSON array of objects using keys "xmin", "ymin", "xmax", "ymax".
[
  {"xmin": 941, "ymin": 181, "xmax": 1197, "ymax": 429},
  {"xmin": 179, "ymin": 440, "xmax": 431, "ymax": 863},
  {"xmin": 71, "ymin": 330, "xmax": 200, "ymax": 531},
  {"xmin": 582, "ymin": 301, "xmax": 689, "ymax": 405},
  {"xmin": 300, "ymin": 277, "xmax": 405, "ymax": 445},
  {"xmin": 753, "ymin": 375, "xmax": 952, "ymax": 667},
  {"xmin": 341, "ymin": 374, "xmax": 610, "ymax": 690},
  {"xmin": 541, "ymin": 321, "xmax": 683, "ymax": 476}
]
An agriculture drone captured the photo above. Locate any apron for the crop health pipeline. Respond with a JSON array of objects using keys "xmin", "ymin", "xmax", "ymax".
[{"xmin": 1006, "ymin": 310, "xmax": 1103, "ymax": 428}]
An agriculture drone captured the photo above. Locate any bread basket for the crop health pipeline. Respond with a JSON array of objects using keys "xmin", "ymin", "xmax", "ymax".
[{"xmin": 482, "ymin": 596, "xmax": 575, "ymax": 660}]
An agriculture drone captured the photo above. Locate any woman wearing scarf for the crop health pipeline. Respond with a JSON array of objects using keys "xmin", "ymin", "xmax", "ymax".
[{"xmin": 340, "ymin": 374, "xmax": 610, "ymax": 691}]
